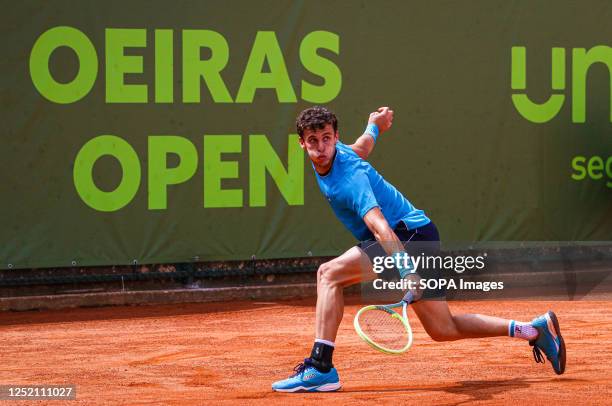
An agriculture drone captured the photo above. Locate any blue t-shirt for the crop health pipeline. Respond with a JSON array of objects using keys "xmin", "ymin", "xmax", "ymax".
[{"xmin": 314, "ymin": 141, "xmax": 430, "ymax": 241}]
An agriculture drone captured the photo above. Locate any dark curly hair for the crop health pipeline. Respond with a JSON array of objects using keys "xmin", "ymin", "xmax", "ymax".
[{"xmin": 296, "ymin": 106, "xmax": 338, "ymax": 138}]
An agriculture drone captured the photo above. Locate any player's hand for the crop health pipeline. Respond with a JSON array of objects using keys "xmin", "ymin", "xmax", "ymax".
[
  {"xmin": 401, "ymin": 273, "xmax": 423, "ymax": 304},
  {"xmin": 368, "ymin": 107, "xmax": 394, "ymax": 134}
]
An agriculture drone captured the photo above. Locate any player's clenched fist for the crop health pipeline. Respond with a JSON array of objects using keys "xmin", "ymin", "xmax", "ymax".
[{"xmin": 368, "ymin": 106, "xmax": 394, "ymax": 133}]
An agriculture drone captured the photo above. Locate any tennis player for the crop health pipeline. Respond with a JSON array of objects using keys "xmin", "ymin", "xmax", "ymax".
[{"xmin": 272, "ymin": 106, "xmax": 566, "ymax": 392}]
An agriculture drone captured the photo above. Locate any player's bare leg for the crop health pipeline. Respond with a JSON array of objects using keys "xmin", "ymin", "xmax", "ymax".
[
  {"xmin": 315, "ymin": 246, "xmax": 373, "ymax": 341},
  {"xmin": 272, "ymin": 246, "xmax": 372, "ymax": 392},
  {"xmin": 411, "ymin": 299, "xmax": 512, "ymax": 341},
  {"xmin": 410, "ymin": 297, "xmax": 565, "ymax": 373}
]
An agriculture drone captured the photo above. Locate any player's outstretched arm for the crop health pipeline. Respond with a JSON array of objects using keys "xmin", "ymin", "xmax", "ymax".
[
  {"xmin": 363, "ymin": 207, "xmax": 404, "ymax": 256},
  {"xmin": 364, "ymin": 207, "xmax": 415, "ymax": 281},
  {"xmin": 349, "ymin": 107, "xmax": 394, "ymax": 160}
]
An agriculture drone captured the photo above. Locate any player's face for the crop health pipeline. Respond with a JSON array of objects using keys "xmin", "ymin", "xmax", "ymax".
[{"xmin": 299, "ymin": 124, "xmax": 338, "ymax": 173}]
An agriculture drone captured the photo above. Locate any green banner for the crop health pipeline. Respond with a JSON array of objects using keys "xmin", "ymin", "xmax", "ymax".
[{"xmin": 1, "ymin": 1, "xmax": 610, "ymax": 269}]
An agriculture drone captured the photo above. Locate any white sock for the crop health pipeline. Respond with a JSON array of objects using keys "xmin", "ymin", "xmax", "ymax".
[
  {"xmin": 509, "ymin": 320, "xmax": 538, "ymax": 341},
  {"xmin": 314, "ymin": 338, "xmax": 335, "ymax": 347}
]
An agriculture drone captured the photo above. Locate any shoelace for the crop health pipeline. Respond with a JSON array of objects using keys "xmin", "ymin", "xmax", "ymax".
[
  {"xmin": 530, "ymin": 342, "xmax": 545, "ymax": 364},
  {"xmin": 291, "ymin": 359, "xmax": 310, "ymax": 377}
]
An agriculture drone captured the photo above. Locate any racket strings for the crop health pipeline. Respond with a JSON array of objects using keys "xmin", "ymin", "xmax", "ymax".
[{"xmin": 358, "ymin": 308, "xmax": 409, "ymax": 351}]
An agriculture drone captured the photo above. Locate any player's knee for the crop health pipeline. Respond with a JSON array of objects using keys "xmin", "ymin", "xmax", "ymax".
[
  {"xmin": 426, "ymin": 324, "xmax": 461, "ymax": 342},
  {"xmin": 317, "ymin": 262, "xmax": 340, "ymax": 288}
]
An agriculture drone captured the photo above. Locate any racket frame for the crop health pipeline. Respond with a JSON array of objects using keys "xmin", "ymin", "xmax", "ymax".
[{"xmin": 353, "ymin": 300, "xmax": 413, "ymax": 354}]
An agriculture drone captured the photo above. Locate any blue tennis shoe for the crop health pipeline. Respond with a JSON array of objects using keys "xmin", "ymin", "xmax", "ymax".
[
  {"xmin": 530, "ymin": 311, "xmax": 566, "ymax": 375},
  {"xmin": 272, "ymin": 359, "xmax": 341, "ymax": 392}
]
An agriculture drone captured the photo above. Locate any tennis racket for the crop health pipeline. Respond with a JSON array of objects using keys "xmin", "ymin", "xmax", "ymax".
[{"xmin": 353, "ymin": 289, "xmax": 418, "ymax": 355}]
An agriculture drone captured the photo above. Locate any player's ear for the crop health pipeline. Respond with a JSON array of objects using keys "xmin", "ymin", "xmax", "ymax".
[
  {"xmin": 298, "ymin": 135, "xmax": 306, "ymax": 150},
  {"xmin": 334, "ymin": 131, "xmax": 339, "ymax": 142}
]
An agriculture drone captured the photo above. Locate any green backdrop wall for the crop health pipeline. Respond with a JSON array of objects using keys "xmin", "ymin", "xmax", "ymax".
[{"xmin": 1, "ymin": 1, "xmax": 611, "ymax": 269}]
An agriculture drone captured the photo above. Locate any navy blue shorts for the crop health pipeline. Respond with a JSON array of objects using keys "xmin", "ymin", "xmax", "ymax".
[
  {"xmin": 357, "ymin": 221, "xmax": 440, "ymax": 259},
  {"xmin": 357, "ymin": 221, "xmax": 445, "ymax": 299}
]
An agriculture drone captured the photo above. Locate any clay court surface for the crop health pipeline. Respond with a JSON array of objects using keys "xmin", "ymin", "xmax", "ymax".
[{"xmin": 1, "ymin": 297, "xmax": 611, "ymax": 405}]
